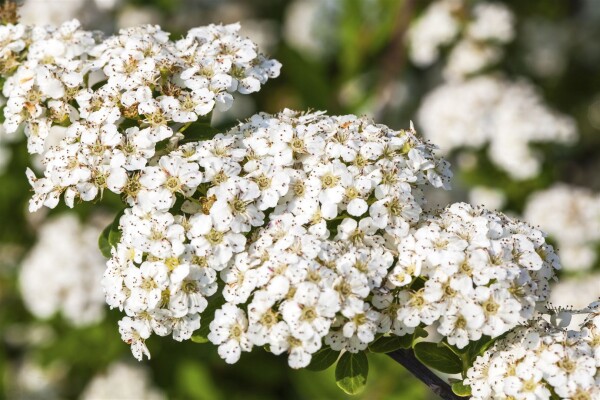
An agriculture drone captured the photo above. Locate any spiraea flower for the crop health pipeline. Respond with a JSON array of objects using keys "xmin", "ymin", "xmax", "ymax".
[
  {"xmin": 3, "ymin": 18, "xmax": 583, "ymax": 396},
  {"xmin": 384, "ymin": 202, "xmax": 560, "ymax": 349},
  {"xmin": 3, "ymin": 20, "xmax": 280, "ymax": 212},
  {"xmin": 466, "ymin": 311, "xmax": 600, "ymax": 400}
]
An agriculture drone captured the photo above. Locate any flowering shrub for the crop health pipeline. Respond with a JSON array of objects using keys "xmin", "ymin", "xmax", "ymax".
[
  {"xmin": 1, "ymin": 6, "xmax": 599, "ymax": 399},
  {"xmin": 467, "ymin": 306, "xmax": 600, "ymax": 399}
]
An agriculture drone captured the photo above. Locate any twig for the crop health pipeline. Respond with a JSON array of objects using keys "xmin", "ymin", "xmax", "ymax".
[{"xmin": 387, "ymin": 348, "xmax": 462, "ymax": 400}]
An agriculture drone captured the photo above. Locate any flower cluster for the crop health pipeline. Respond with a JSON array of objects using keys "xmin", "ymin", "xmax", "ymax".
[
  {"xmin": 0, "ymin": 19, "xmax": 280, "ymax": 210},
  {"xmin": 1, "ymin": 17, "xmax": 576, "ymax": 392},
  {"xmin": 417, "ymin": 75, "xmax": 576, "ymax": 179},
  {"xmin": 524, "ymin": 184, "xmax": 600, "ymax": 271},
  {"xmin": 376, "ymin": 202, "xmax": 560, "ymax": 349},
  {"xmin": 407, "ymin": 0, "xmax": 514, "ymax": 80},
  {"xmin": 104, "ymin": 109, "xmax": 452, "ymax": 363},
  {"xmin": 19, "ymin": 213, "xmax": 106, "ymax": 326},
  {"xmin": 466, "ymin": 309, "xmax": 600, "ymax": 400}
]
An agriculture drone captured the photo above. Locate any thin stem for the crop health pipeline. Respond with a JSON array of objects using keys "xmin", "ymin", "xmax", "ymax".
[{"xmin": 387, "ymin": 348, "xmax": 462, "ymax": 400}]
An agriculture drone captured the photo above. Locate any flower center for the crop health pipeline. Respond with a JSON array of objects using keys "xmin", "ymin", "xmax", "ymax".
[
  {"xmin": 206, "ymin": 228, "xmax": 224, "ymax": 245},
  {"xmin": 321, "ymin": 173, "xmax": 340, "ymax": 189}
]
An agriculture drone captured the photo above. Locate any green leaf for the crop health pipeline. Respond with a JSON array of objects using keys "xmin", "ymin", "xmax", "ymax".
[
  {"xmin": 98, "ymin": 209, "xmax": 125, "ymax": 258},
  {"xmin": 335, "ymin": 351, "xmax": 369, "ymax": 395},
  {"xmin": 413, "ymin": 342, "xmax": 463, "ymax": 374},
  {"xmin": 179, "ymin": 113, "xmax": 220, "ymax": 144},
  {"xmin": 462, "ymin": 336, "xmax": 496, "ymax": 362},
  {"xmin": 451, "ymin": 381, "xmax": 472, "ymax": 397},
  {"xmin": 190, "ymin": 334, "xmax": 209, "ymax": 344},
  {"xmin": 368, "ymin": 335, "xmax": 412, "ymax": 353},
  {"xmin": 413, "ymin": 326, "xmax": 429, "ymax": 341},
  {"xmin": 306, "ymin": 347, "xmax": 340, "ymax": 371},
  {"xmin": 98, "ymin": 224, "xmax": 112, "ymax": 259}
]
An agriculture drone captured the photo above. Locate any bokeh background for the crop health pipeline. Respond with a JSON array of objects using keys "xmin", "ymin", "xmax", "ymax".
[{"xmin": 1, "ymin": 0, "xmax": 599, "ymax": 398}]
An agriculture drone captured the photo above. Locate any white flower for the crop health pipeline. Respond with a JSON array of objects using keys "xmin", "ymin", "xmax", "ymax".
[
  {"xmin": 118, "ymin": 317, "xmax": 152, "ymax": 360},
  {"xmin": 269, "ymin": 321, "xmax": 321, "ymax": 369},
  {"xmin": 209, "ymin": 177, "xmax": 264, "ymax": 233},
  {"xmin": 187, "ymin": 213, "xmax": 246, "ymax": 270},
  {"xmin": 280, "ymin": 282, "xmax": 339, "ymax": 340},
  {"xmin": 208, "ymin": 304, "xmax": 252, "ymax": 364},
  {"xmin": 124, "ymin": 261, "xmax": 170, "ymax": 313}
]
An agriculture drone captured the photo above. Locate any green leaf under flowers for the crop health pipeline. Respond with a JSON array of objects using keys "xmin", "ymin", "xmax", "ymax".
[
  {"xmin": 368, "ymin": 335, "xmax": 412, "ymax": 353},
  {"xmin": 98, "ymin": 224, "xmax": 112, "ymax": 259},
  {"xmin": 98, "ymin": 209, "xmax": 125, "ymax": 258},
  {"xmin": 462, "ymin": 336, "xmax": 496, "ymax": 362},
  {"xmin": 413, "ymin": 342, "xmax": 463, "ymax": 374},
  {"xmin": 451, "ymin": 381, "xmax": 472, "ymax": 397},
  {"xmin": 190, "ymin": 334, "xmax": 209, "ymax": 344},
  {"xmin": 306, "ymin": 347, "xmax": 340, "ymax": 371},
  {"xmin": 413, "ymin": 326, "xmax": 429, "ymax": 341},
  {"xmin": 335, "ymin": 351, "xmax": 369, "ymax": 395}
]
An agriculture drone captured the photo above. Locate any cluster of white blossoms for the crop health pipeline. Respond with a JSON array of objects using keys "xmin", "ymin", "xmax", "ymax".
[
  {"xmin": 104, "ymin": 109, "xmax": 453, "ymax": 364},
  {"xmin": 19, "ymin": 213, "xmax": 106, "ymax": 326},
  {"xmin": 524, "ymin": 184, "xmax": 600, "ymax": 271},
  {"xmin": 417, "ymin": 75, "xmax": 577, "ymax": 180},
  {"xmin": 1, "ymin": 16, "xmax": 578, "ymax": 391},
  {"xmin": 466, "ymin": 309, "xmax": 600, "ymax": 400},
  {"xmin": 0, "ymin": 18, "xmax": 280, "ymax": 210},
  {"xmin": 81, "ymin": 362, "xmax": 165, "ymax": 400},
  {"xmin": 377, "ymin": 202, "xmax": 560, "ymax": 349},
  {"xmin": 407, "ymin": 0, "xmax": 514, "ymax": 80}
]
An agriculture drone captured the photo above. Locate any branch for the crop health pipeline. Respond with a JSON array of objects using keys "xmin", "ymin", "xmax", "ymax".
[{"xmin": 387, "ymin": 348, "xmax": 462, "ymax": 400}]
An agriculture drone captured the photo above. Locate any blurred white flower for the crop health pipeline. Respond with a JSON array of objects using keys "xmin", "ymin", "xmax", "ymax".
[
  {"xmin": 408, "ymin": 0, "xmax": 514, "ymax": 75},
  {"xmin": 407, "ymin": 0, "xmax": 460, "ymax": 66},
  {"xmin": 550, "ymin": 274, "xmax": 600, "ymax": 321},
  {"xmin": 524, "ymin": 184, "xmax": 600, "ymax": 271},
  {"xmin": 19, "ymin": 0, "xmax": 86, "ymax": 25},
  {"xmin": 81, "ymin": 362, "xmax": 165, "ymax": 400},
  {"xmin": 283, "ymin": 0, "xmax": 337, "ymax": 58},
  {"xmin": 6, "ymin": 358, "xmax": 65, "ymax": 400},
  {"xmin": 468, "ymin": 186, "xmax": 506, "ymax": 211},
  {"xmin": 19, "ymin": 213, "xmax": 106, "ymax": 326},
  {"xmin": 443, "ymin": 39, "xmax": 503, "ymax": 80},
  {"xmin": 418, "ymin": 75, "xmax": 577, "ymax": 180}
]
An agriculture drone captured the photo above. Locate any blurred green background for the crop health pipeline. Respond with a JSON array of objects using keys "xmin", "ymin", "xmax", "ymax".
[{"xmin": 1, "ymin": 0, "xmax": 599, "ymax": 398}]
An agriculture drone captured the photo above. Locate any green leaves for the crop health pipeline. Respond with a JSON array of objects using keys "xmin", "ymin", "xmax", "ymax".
[
  {"xmin": 368, "ymin": 335, "xmax": 412, "ymax": 353},
  {"xmin": 451, "ymin": 381, "xmax": 472, "ymax": 397},
  {"xmin": 369, "ymin": 326, "xmax": 428, "ymax": 353},
  {"xmin": 179, "ymin": 113, "xmax": 222, "ymax": 144},
  {"xmin": 335, "ymin": 351, "xmax": 369, "ymax": 395},
  {"xmin": 460, "ymin": 336, "xmax": 496, "ymax": 364},
  {"xmin": 306, "ymin": 348, "xmax": 340, "ymax": 371},
  {"xmin": 98, "ymin": 209, "xmax": 125, "ymax": 258},
  {"xmin": 413, "ymin": 342, "xmax": 463, "ymax": 375}
]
